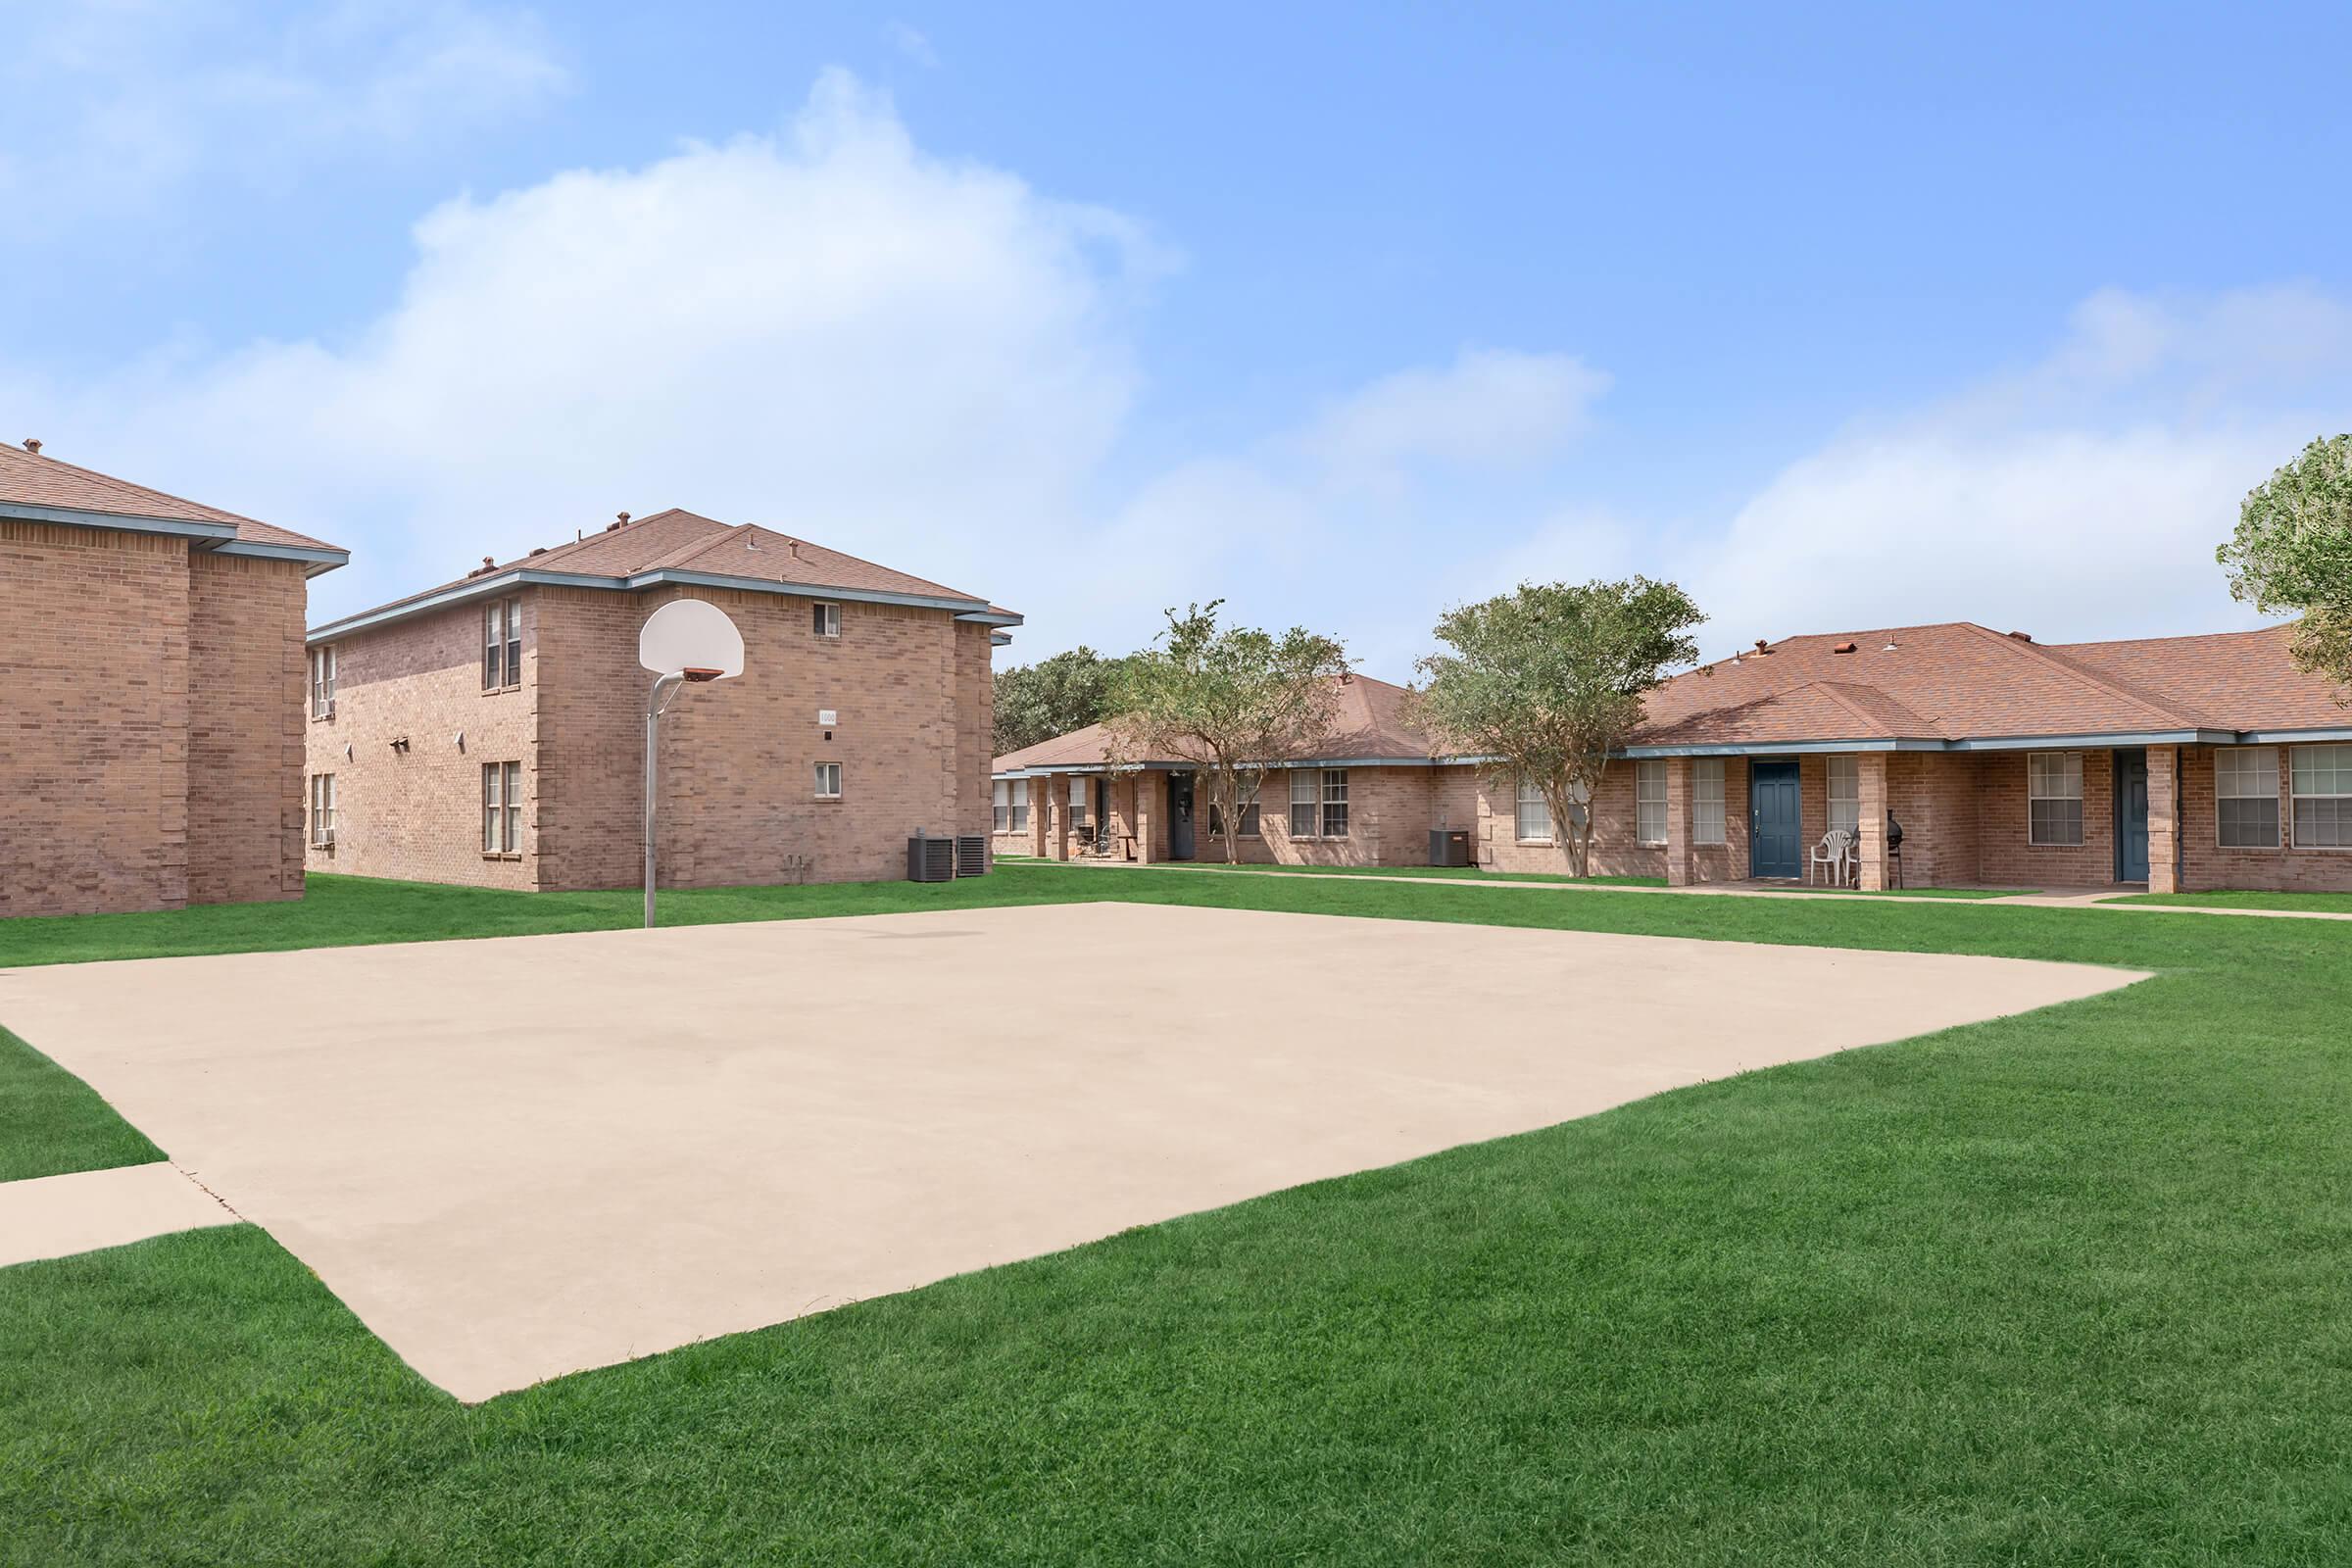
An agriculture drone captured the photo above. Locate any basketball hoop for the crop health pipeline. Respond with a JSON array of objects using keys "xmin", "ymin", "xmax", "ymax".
[{"xmin": 638, "ymin": 601, "xmax": 746, "ymax": 927}]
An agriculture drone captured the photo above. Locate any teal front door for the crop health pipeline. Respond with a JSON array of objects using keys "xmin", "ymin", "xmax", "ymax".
[
  {"xmin": 2113, "ymin": 748, "xmax": 2150, "ymax": 882},
  {"xmin": 1750, "ymin": 760, "xmax": 1801, "ymax": 878}
]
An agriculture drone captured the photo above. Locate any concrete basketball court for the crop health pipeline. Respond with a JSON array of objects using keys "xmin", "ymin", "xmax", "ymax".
[{"xmin": 0, "ymin": 902, "xmax": 2143, "ymax": 1401}]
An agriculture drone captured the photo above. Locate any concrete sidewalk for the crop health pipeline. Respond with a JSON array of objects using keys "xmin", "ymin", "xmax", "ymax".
[{"xmin": 0, "ymin": 1161, "xmax": 236, "ymax": 1268}]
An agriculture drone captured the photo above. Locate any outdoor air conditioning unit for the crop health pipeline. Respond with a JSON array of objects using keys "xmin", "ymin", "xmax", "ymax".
[
  {"xmin": 906, "ymin": 832, "xmax": 956, "ymax": 883},
  {"xmin": 955, "ymin": 835, "xmax": 988, "ymax": 877},
  {"xmin": 1430, "ymin": 828, "xmax": 1471, "ymax": 867}
]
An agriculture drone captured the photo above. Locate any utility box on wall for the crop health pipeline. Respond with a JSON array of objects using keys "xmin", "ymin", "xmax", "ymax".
[{"xmin": 1429, "ymin": 829, "xmax": 1472, "ymax": 867}]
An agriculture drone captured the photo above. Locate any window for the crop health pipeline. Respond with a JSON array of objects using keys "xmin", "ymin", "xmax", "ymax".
[
  {"xmin": 814, "ymin": 761, "xmax": 842, "ymax": 799},
  {"xmin": 309, "ymin": 645, "xmax": 336, "ymax": 718},
  {"xmin": 812, "ymin": 602, "xmax": 840, "ymax": 639},
  {"xmin": 2027, "ymin": 751, "xmax": 2083, "ymax": 846},
  {"xmin": 308, "ymin": 773, "xmax": 335, "ymax": 847},
  {"xmin": 2216, "ymin": 747, "xmax": 2280, "ymax": 848},
  {"xmin": 1068, "ymin": 775, "xmax": 1089, "ymax": 827},
  {"xmin": 993, "ymin": 779, "xmax": 1011, "ymax": 832},
  {"xmin": 483, "ymin": 598, "xmax": 520, "ymax": 690},
  {"xmin": 1289, "ymin": 768, "xmax": 1348, "ymax": 836},
  {"xmin": 1827, "ymin": 756, "xmax": 1860, "ymax": 837},
  {"xmin": 1208, "ymin": 800, "xmax": 1261, "ymax": 836},
  {"xmin": 2292, "ymin": 744, "xmax": 2352, "ymax": 848},
  {"xmin": 482, "ymin": 760, "xmax": 522, "ymax": 854},
  {"xmin": 1693, "ymin": 759, "xmax": 1727, "ymax": 845},
  {"xmin": 1636, "ymin": 760, "xmax": 1669, "ymax": 845},
  {"xmin": 1010, "ymin": 778, "xmax": 1030, "ymax": 832},
  {"xmin": 1516, "ymin": 776, "xmax": 1552, "ymax": 843}
]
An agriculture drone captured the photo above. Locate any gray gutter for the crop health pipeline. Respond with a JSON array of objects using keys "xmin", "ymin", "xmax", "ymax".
[
  {"xmin": 2, "ymin": 502, "xmax": 237, "ymax": 542},
  {"xmin": 2235, "ymin": 726, "xmax": 2352, "ymax": 745},
  {"xmin": 310, "ymin": 564, "xmax": 999, "ymax": 644},
  {"xmin": 212, "ymin": 539, "xmax": 350, "ymax": 576}
]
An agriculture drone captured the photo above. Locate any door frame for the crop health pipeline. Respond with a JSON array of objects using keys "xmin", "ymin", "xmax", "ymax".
[
  {"xmin": 1167, "ymin": 770, "xmax": 1197, "ymax": 861},
  {"xmin": 2112, "ymin": 747, "xmax": 2150, "ymax": 883},
  {"xmin": 1749, "ymin": 759, "xmax": 1802, "ymax": 879}
]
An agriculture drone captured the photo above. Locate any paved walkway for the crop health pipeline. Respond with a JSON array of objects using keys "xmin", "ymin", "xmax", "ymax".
[
  {"xmin": 1017, "ymin": 858, "xmax": 2352, "ymax": 921},
  {"xmin": 0, "ymin": 1161, "xmax": 237, "ymax": 1269}
]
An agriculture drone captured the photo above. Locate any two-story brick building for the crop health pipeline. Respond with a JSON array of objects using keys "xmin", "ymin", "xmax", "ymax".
[
  {"xmin": 303, "ymin": 508, "xmax": 1013, "ymax": 891},
  {"xmin": 1, "ymin": 438, "xmax": 348, "ymax": 916}
]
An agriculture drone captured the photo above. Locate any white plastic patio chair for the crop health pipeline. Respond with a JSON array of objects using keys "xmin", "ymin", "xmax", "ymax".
[{"xmin": 1809, "ymin": 828, "xmax": 1853, "ymax": 887}]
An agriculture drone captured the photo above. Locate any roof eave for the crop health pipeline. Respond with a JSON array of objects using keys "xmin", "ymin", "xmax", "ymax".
[{"xmin": 2, "ymin": 501, "xmax": 238, "ymax": 543}]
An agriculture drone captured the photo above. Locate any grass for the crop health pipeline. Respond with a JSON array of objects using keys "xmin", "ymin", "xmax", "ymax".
[
  {"xmin": 2109, "ymin": 888, "xmax": 2352, "ymax": 914},
  {"xmin": 7, "ymin": 867, "xmax": 2352, "ymax": 1562},
  {"xmin": 1007, "ymin": 856, "xmax": 1666, "ymax": 887},
  {"xmin": 0, "ymin": 1028, "xmax": 164, "ymax": 1182},
  {"xmin": 1758, "ymin": 883, "xmax": 2034, "ymax": 900}
]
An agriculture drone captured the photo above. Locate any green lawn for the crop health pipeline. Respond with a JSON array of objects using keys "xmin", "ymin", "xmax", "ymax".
[
  {"xmin": 0, "ymin": 1028, "xmax": 163, "ymax": 1182},
  {"xmin": 2108, "ymin": 888, "xmax": 2352, "ymax": 915},
  {"xmin": 6, "ymin": 867, "xmax": 2352, "ymax": 1563}
]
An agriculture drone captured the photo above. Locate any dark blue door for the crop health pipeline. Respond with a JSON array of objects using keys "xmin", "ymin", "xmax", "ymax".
[
  {"xmin": 1167, "ymin": 771, "xmax": 1197, "ymax": 860},
  {"xmin": 2114, "ymin": 748, "xmax": 2149, "ymax": 882},
  {"xmin": 1750, "ymin": 760, "xmax": 1801, "ymax": 878}
]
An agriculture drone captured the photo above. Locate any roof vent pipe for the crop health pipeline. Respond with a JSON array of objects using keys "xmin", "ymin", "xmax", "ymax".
[
  {"xmin": 1832, "ymin": 642, "xmax": 1857, "ymax": 654},
  {"xmin": 22, "ymin": 437, "xmax": 39, "ymax": 455},
  {"xmin": 2007, "ymin": 630, "xmax": 2034, "ymax": 642}
]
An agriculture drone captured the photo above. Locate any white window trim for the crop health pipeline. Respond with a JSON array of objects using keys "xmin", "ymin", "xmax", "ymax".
[
  {"xmin": 2214, "ymin": 745, "xmax": 2281, "ymax": 851},
  {"xmin": 2290, "ymin": 743, "xmax": 2352, "ymax": 852},
  {"xmin": 1636, "ymin": 760, "xmax": 1669, "ymax": 847},
  {"xmin": 1693, "ymin": 758, "xmax": 1727, "ymax": 847},
  {"xmin": 1826, "ymin": 755, "xmax": 1860, "ymax": 839},
  {"xmin": 1009, "ymin": 778, "xmax": 1031, "ymax": 833},
  {"xmin": 482, "ymin": 760, "xmax": 522, "ymax": 856},
  {"xmin": 813, "ymin": 602, "xmax": 841, "ymax": 639},
  {"xmin": 310, "ymin": 645, "xmax": 336, "ymax": 719},
  {"xmin": 993, "ymin": 779, "xmax": 1011, "ymax": 833},
  {"xmin": 309, "ymin": 773, "xmax": 336, "ymax": 848},
  {"xmin": 814, "ymin": 761, "xmax": 843, "ymax": 800},
  {"xmin": 2026, "ymin": 750, "xmax": 2085, "ymax": 847},
  {"xmin": 1515, "ymin": 775, "xmax": 1553, "ymax": 845}
]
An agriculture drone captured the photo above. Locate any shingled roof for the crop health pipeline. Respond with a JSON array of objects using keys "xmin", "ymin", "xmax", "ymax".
[
  {"xmin": 313, "ymin": 508, "xmax": 1013, "ymax": 640},
  {"xmin": 995, "ymin": 672, "xmax": 1436, "ymax": 772},
  {"xmin": 0, "ymin": 438, "xmax": 344, "ymax": 563}
]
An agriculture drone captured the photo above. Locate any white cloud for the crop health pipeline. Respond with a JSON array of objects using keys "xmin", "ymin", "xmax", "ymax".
[
  {"xmin": 0, "ymin": 1, "xmax": 568, "ymax": 227},
  {"xmin": 7, "ymin": 70, "xmax": 1162, "ymax": 620},
  {"xmin": 1299, "ymin": 348, "xmax": 1608, "ymax": 479},
  {"xmin": 884, "ymin": 21, "xmax": 941, "ymax": 69}
]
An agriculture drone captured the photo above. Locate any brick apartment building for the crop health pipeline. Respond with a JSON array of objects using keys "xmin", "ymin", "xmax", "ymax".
[
  {"xmin": 994, "ymin": 621, "xmax": 2352, "ymax": 896},
  {"xmin": 303, "ymin": 509, "xmax": 1014, "ymax": 891},
  {"xmin": 1, "ymin": 439, "xmax": 348, "ymax": 917}
]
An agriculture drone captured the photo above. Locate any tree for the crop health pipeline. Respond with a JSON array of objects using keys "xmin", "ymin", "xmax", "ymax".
[
  {"xmin": 2219, "ymin": 435, "xmax": 2352, "ymax": 696},
  {"xmin": 993, "ymin": 647, "xmax": 1133, "ymax": 756},
  {"xmin": 1104, "ymin": 602, "xmax": 1350, "ymax": 864},
  {"xmin": 1413, "ymin": 577, "xmax": 1704, "ymax": 876}
]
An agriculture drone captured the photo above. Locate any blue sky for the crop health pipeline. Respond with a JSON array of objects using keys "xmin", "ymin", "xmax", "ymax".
[{"xmin": 8, "ymin": 3, "xmax": 2352, "ymax": 677}]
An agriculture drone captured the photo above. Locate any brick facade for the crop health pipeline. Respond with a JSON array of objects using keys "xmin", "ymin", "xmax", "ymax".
[
  {"xmin": 309, "ymin": 584, "xmax": 995, "ymax": 892},
  {"xmin": 0, "ymin": 521, "xmax": 315, "ymax": 917}
]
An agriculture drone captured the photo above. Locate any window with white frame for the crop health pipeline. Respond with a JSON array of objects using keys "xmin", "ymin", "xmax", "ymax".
[
  {"xmin": 1516, "ymin": 776, "xmax": 1552, "ymax": 842},
  {"xmin": 2216, "ymin": 747, "xmax": 2280, "ymax": 848},
  {"xmin": 1321, "ymin": 768, "xmax": 1349, "ymax": 837},
  {"xmin": 2027, "ymin": 751, "xmax": 2083, "ymax": 846},
  {"xmin": 308, "ymin": 773, "xmax": 335, "ymax": 847},
  {"xmin": 1636, "ymin": 760, "xmax": 1669, "ymax": 845},
  {"xmin": 1827, "ymin": 755, "xmax": 1860, "ymax": 838},
  {"xmin": 2291, "ymin": 744, "xmax": 2352, "ymax": 848},
  {"xmin": 309, "ymin": 645, "xmax": 336, "ymax": 718},
  {"xmin": 1209, "ymin": 798, "xmax": 1261, "ymax": 836},
  {"xmin": 814, "ymin": 761, "xmax": 842, "ymax": 799},
  {"xmin": 993, "ymin": 779, "xmax": 1011, "ymax": 832},
  {"xmin": 812, "ymin": 602, "xmax": 840, "ymax": 639},
  {"xmin": 482, "ymin": 760, "xmax": 521, "ymax": 854},
  {"xmin": 1693, "ymin": 759, "xmax": 1727, "ymax": 845},
  {"xmin": 1010, "ymin": 778, "xmax": 1030, "ymax": 832},
  {"xmin": 1289, "ymin": 768, "xmax": 1348, "ymax": 836},
  {"xmin": 483, "ymin": 598, "xmax": 521, "ymax": 690},
  {"xmin": 1067, "ymin": 775, "xmax": 1089, "ymax": 828}
]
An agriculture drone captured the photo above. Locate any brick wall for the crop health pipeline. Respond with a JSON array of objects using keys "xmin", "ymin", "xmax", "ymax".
[
  {"xmin": 1974, "ymin": 748, "xmax": 2117, "ymax": 887},
  {"xmin": 0, "ymin": 522, "xmax": 192, "ymax": 915},
  {"xmin": 187, "ymin": 551, "xmax": 309, "ymax": 904},
  {"xmin": 2174, "ymin": 744, "xmax": 2352, "ymax": 893},
  {"xmin": 306, "ymin": 594, "xmax": 540, "ymax": 889},
  {"xmin": 1476, "ymin": 762, "xmax": 1669, "ymax": 878}
]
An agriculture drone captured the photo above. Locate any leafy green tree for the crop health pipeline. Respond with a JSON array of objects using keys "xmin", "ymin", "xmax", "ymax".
[
  {"xmin": 1413, "ymin": 577, "xmax": 1703, "ymax": 876},
  {"xmin": 2220, "ymin": 435, "xmax": 2352, "ymax": 695},
  {"xmin": 1105, "ymin": 602, "xmax": 1350, "ymax": 864},
  {"xmin": 993, "ymin": 647, "xmax": 1133, "ymax": 756}
]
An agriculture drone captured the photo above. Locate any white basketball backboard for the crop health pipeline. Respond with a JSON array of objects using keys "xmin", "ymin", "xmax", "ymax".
[{"xmin": 638, "ymin": 600, "xmax": 745, "ymax": 680}]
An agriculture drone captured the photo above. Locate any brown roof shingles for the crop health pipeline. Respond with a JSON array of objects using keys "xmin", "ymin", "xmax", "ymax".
[
  {"xmin": 994, "ymin": 673, "xmax": 1437, "ymax": 772},
  {"xmin": 0, "ymin": 439, "xmax": 341, "ymax": 553}
]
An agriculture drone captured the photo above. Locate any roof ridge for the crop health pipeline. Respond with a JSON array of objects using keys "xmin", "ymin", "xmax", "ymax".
[
  {"xmin": 2021, "ymin": 637, "xmax": 2230, "ymax": 729},
  {"xmin": 1953, "ymin": 621, "xmax": 2200, "ymax": 729},
  {"xmin": 1806, "ymin": 677, "xmax": 1933, "ymax": 733}
]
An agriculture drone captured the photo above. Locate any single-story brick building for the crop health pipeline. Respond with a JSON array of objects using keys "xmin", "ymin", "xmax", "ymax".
[
  {"xmin": 304, "ymin": 509, "xmax": 1014, "ymax": 891},
  {"xmin": 994, "ymin": 620, "xmax": 2352, "ymax": 895},
  {"xmin": 2, "ymin": 438, "xmax": 348, "ymax": 916}
]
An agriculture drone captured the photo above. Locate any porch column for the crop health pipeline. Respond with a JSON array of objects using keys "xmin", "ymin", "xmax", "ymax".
[
  {"xmin": 1664, "ymin": 756, "xmax": 1693, "ymax": 887},
  {"xmin": 2147, "ymin": 745, "xmax": 2180, "ymax": 893},
  {"xmin": 1049, "ymin": 776, "xmax": 1071, "ymax": 861},
  {"xmin": 1854, "ymin": 753, "xmax": 1889, "ymax": 891},
  {"xmin": 1028, "ymin": 778, "xmax": 1049, "ymax": 858},
  {"xmin": 1135, "ymin": 773, "xmax": 1155, "ymax": 864}
]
